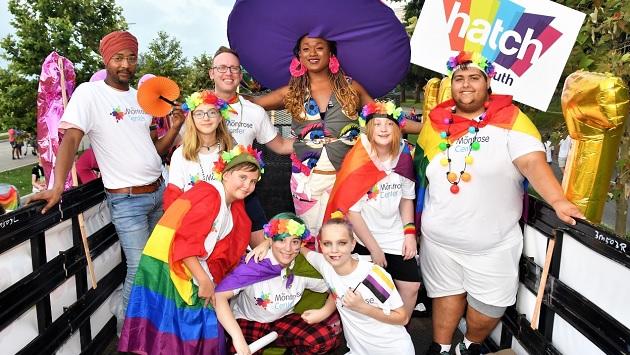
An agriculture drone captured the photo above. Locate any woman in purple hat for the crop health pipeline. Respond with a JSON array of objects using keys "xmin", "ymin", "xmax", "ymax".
[{"xmin": 228, "ymin": 0, "xmax": 420, "ymax": 240}]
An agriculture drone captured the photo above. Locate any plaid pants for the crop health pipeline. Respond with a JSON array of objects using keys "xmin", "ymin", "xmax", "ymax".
[{"xmin": 231, "ymin": 312, "xmax": 342, "ymax": 355}]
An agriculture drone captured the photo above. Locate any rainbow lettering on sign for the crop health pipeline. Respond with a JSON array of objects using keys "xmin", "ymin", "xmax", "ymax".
[{"xmin": 444, "ymin": 0, "xmax": 563, "ymax": 78}]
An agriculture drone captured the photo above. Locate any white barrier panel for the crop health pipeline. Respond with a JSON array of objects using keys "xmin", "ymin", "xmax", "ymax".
[
  {"xmin": 45, "ymin": 219, "xmax": 73, "ymax": 263},
  {"xmin": 0, "ymin": 307, "xmax": 38, "ymax": 354},
  {"xmin": 50, "ymin": 276, "xmax": 77, "ymax": 322},
  {"xmin": 522, "ymin": 225, "xmax": 548, "ymax": 268},
  {"xmin": 55, "ymin": 329, "xmax": 81, "ymax": 355},
  {"xmin": 0, "ymin": 241, "xmax": 32, "ymax": 294},
  {"xmin": 552, "ymin": 313, "xmax": 604, "ymax": 355},
  {"xmin": 559, "ymin": 234, "xmax": 630, "ymax": 328}
]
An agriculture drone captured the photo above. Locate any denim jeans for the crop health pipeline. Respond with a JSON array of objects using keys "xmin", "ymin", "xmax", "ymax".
[{"xmin": 106, "ymin": 182, "xmax": 165, "ymax": 320}]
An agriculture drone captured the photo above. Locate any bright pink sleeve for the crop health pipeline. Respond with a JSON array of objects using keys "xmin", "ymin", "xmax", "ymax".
[{"xmin": 76, "ymin": 149, "xmax": 99, "ymax": 184}]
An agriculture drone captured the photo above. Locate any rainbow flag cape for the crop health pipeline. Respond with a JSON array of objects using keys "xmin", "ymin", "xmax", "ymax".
[
  {"xmin": 324, "ymin": 134, "xmax": 415, "ymax": 223},
  {"xmin": 414, "ymin": 95, "xmax": 541, "ymax": 226},
  {"xmin": 118, "ymin": 182, "xmax": 251, "ymax": 354}
]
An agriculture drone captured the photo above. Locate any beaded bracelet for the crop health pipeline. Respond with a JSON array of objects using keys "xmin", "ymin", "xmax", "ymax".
[{"xmin": 403, "ymin": 223, "xmax": 416, "ymax": 236}]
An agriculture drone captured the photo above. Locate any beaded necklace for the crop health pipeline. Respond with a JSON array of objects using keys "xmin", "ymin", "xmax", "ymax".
[
  {"xmin": 438, "ymin": 106, "xmax": 486, "ymax": 194},
  {"xmin": 198, "ymin": 141, "xmax": 221, "ymax": 182}
]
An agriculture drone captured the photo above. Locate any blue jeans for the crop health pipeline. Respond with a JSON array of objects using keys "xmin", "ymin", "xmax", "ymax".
[{"xmin": 106, "ymin": 182, "xmax": 165, "ymax": 317}]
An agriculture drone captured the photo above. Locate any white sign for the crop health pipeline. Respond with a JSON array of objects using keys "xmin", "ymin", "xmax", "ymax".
[{"xmin": 410, "ymin": 0, "xmax": 585, "ymax": 111}]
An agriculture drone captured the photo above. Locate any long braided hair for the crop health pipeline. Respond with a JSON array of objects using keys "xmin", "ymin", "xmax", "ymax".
[{"xmin": 284, "ymin": 37, "xmax": 360, "ymax": 121}]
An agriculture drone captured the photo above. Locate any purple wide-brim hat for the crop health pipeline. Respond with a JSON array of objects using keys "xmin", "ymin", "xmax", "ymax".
[{"xmin": 227, "ymin": 0, "xmax": 410, "ymax": 98}]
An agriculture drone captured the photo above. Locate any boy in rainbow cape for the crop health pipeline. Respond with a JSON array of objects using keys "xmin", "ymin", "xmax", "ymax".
[
  {"xmin": 118, "ymin": 145, "xmax": 264, "ymax": 355},
  {"xmin": 415, "ymin": 51, "xmax": 583, "ymax": 355}
]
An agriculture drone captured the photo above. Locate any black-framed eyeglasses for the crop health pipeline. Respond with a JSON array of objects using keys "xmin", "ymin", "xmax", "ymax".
[
  {"xmin": 110, "ymin": 55, "xmax": 138, "ymax": 65},
  {"xmin": 212, "ymin": 65, "xmax": 242, "ymax": 73},
  {"xmin": 192, "ymin": 110, "xmax": 220, "ymax": 120}
]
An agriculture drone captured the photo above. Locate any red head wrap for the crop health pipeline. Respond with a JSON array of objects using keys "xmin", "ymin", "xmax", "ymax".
[{"xmin": 99, "ymin": 31, "xmax": 138, "ymax": 64}]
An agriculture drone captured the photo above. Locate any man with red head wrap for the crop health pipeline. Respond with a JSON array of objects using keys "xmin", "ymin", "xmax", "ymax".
[{"xmin": 30, "ymin": 30, "xmax": 185, "ymax": 334}]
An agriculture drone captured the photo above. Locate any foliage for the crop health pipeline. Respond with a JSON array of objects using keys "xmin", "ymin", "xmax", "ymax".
[
  {"xmin": 1, "ymin": 0, "xmax": 126, "ymax": 83},
  {"xmin": 0, "ymin": 0, "xmax": 127, "ymax": 131},
  {"xmin": 136, "ymin": 31, "xmax": 189, "ymax": 93},
  {"xmin": 562, "ymin": 0, "xmax": 630, "ymax": 79},
  {"xmin": 180, "ymin": 53, "xmax": 213, "ymax": 97},
  {"xmin": 0, "ymin": 66, "xmax": 37, "ymax": 131}
]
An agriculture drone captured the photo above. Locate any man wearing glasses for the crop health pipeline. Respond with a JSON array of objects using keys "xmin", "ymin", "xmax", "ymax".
[
  {"xmin": 30, "ymin": 30, "xmax": 185, "ymax": 335},
  {"xmin": 209, "ymin": 46, "xmax": 294, "ymax": 247}
]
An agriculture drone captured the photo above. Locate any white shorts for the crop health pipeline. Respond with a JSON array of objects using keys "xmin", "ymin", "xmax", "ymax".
[{"xmin": 420, "ymin": 237, "xmax": 522, "ymax": 307}]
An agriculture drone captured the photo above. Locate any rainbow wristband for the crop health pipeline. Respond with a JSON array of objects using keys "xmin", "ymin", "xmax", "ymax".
[{"xmin": 403, "ymin": 223, "xmax": 416, "ymax": 236}]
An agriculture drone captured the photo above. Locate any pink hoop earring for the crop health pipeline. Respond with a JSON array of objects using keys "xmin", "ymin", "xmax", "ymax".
[
  {"xmin": 328, "ymin": 55, "xmax": 340, "ymax": 74},
  {"xmin": 290, "ymin": 57, "xmax": 307, "ymax": 77}
]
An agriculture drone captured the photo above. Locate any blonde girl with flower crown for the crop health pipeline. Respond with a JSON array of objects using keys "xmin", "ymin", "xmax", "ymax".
[
  {"xmin": 326, "ymin": 101, "xmax": 420, "ymax": 324},
  {"xmin": 164, "ymin": 90, "xmax": 235, "ymax": 203}
]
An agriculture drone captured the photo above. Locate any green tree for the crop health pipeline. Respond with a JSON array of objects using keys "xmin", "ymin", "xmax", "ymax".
[
  {"xmin": 0, "ymin": 0, "xmax": 126, "ymax": 131},
  {"xmin": 180, "ymin": 53, "xmax": 213, "ymax": 96},
  {"xmin": 137, "ymin": 31, "xmax": 189, "ymax": 92},
  {"xmin": 0, "ymin": 66, "xmax": 36, "ymax": 131}
]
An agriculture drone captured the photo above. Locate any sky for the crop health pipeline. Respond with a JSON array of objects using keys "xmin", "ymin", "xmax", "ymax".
[{"xmin": 0, "ymin": 0, "xmax": 405, "ymax": 68}]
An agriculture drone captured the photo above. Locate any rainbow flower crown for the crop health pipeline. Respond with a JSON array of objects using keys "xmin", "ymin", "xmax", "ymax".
[
  {"xmin": 263, "ymin": 215, "xmax": 311, "ymax": 241},
  {"xmin": 181, "ymin": 90, "xmax": 233, "ymax": 120},
  {"xmin": 359, "ymin": 100, "xmax": 406, "ymax": 128},
  {"xmin": 212, "ymin": 144, "xmax": 265, "ymax": 180},
  {"xmin": 446, "ymin": 51, "xmax": 496, "ymax": 78}
]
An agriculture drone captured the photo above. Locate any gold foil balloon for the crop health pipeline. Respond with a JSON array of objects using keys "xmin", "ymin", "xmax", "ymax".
[
  {"xmin": 423, "ymin": 78, "xmax": 441, "ymax": 115},
  {"xmin": 438, "ymin": 77, "xmax": 452, "ymax": 104},
  {"xmin": 561, "ymin": 71, "xmax": 629, "ymax": 223}
]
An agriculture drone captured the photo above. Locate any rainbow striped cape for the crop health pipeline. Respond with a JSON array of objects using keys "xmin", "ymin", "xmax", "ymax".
[
  {"xmin": 324, "ymin": 134, "xmax": 415, "ymax": 223},
  {"xmin": 414, "ymin": 95, "xmax": 541, "ymax": 226},
  {"xmin": 118, "ymin": 182, "xmax": 251, "ymax": 354}
]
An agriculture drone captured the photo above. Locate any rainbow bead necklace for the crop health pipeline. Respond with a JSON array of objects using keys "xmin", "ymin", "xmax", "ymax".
[{"xmin": 438, "ymin": 106, "xmax": 486, "ymax": 194}]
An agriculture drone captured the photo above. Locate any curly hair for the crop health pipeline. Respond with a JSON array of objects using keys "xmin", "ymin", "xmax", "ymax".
[{"xmin": 284, "ymin": 39, "xmax": 360, "ymax": 121}]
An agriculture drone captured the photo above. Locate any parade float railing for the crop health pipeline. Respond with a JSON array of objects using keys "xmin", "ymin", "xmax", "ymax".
[{"xmin": 0, "ymin": 119, "xmax": 628, "ymax": 354}]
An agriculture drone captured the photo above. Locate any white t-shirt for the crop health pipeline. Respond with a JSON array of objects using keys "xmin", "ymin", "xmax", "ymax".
[
  {"xmin": 349, "ymin": 143, "xmax": 415, "ymax": 255},
  {"xmin": 168, "ymin": 146, "xmax": 219, "ymax": 192},
  {"xmin": 194, "ymin": 180, "xmax": 232, "ymax": 282},
  {"xmin": 305, "ymin": 252, "xmax": 414, "ymax": 355},
  {"xmin": 230, "ymin": 250, "xmax": 328, "ymax": 323},
  {"xmin": 543, "ymin": 140, "xmax": 553, "ymax": 163},
  {"xmin": 558, "ymin": 136, "xmax": 572, "ymax": 159},
  {"xmin": 421, "ymin": 125, "xmax": 544, "ymax": 254},
  {"xmin": 226, "ymin": 96, "xmax": 278, "ymax": 146},
  {"xmin": 60, "ymin": 81, "xmax": 162, "ymax": 189}
]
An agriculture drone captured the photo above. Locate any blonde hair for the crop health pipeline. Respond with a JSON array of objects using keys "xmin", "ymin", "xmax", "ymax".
[
  {"xmin": 182, "ymin": 111, "xmax": 234, "ymax": 161},
  {"xmin": 365, "ymin": 118, "xmax": 402, "ymax": 158},
  {"xmin": 284, "ymin": 39, "xmax": 360, "ymax": 121}
]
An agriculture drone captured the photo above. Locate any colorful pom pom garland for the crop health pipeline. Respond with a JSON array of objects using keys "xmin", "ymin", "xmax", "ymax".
[
  {"xmin": 181, "ymin": 90, "xmax": 234, "ymax": 120},
  {"xmin": 446, "ymin": 51, "xmax": 496, "ymax": 79},
  {"xmin": 212, "ymin": 144, "xmax": 265, "ymax": 181},
  {"xmin": 359, "ymin": 100, "xmax": 406, "ymax": 128}
]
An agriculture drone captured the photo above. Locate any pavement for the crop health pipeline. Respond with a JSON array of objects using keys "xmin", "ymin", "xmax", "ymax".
[{"xmin": 0, "ymin": 140, "xmax": 38, "ymax": 172}]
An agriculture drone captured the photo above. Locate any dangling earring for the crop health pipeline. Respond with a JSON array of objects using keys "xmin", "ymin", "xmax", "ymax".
[
  {"xmin": 328, "ymin": 55, "xmax": 340, "ymax": 74},
  {"xmin": 290, "ymin": 57, "xmax": 307, "ymax": 77}
]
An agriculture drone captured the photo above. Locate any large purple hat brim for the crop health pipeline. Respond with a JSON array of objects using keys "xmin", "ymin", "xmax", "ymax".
[{"xmin": 227, "ymin": 0, "xmax": 410, "ymax": 98}]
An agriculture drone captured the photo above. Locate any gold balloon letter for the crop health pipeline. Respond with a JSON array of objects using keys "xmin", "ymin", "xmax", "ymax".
[{"xmin": 561, "ymin": 71, "xmax": 629, "ymax": 223}]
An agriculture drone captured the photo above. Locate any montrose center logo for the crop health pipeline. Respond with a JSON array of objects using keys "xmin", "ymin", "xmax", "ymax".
[{"xmin": 444, "ymin": 0, "xmax": 563, "ymax": 84}]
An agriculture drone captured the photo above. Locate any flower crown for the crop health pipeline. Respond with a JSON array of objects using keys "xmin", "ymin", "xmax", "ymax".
[
  {"xmin": 359, "ymin": 100, "xmax": 406, "ymax": 128},
  {"xmin": 212, "ymin": 144, "xmax": 265, "ymax": 180},
  {"xmin": 263, "ymin": 215, "xmax": 311, "ymax": 241},
  {"xmin": 181, "ymin": 90, "xmax": 232, "ymax": 120},
  {"xmin": 446, "ymin": 51, "xmax": 496, "ymax": 78}
]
